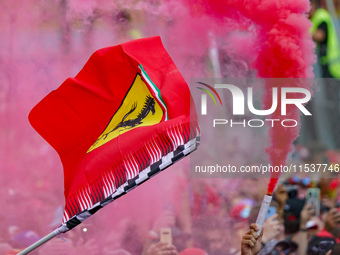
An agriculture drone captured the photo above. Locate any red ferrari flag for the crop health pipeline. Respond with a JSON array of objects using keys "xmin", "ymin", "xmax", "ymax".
[{"xmin": 29, "ymin": 36, "xmax": 200, "ymax": 233}]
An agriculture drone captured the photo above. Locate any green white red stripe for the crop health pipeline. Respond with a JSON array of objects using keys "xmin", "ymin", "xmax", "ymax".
[{"xmin": 139, "ymin": 64, "xmax": 169, "ymax": 121}]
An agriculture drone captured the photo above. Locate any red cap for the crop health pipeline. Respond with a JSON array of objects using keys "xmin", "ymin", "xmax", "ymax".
[{"xmin": 179, "ymin": 248, "xmax": 207, "ymax": 255}]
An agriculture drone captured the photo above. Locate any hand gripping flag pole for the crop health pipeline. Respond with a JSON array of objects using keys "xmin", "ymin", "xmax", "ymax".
[{"xmin": 23, "ymin": 36, "xmax": 200, "ymax": 254}]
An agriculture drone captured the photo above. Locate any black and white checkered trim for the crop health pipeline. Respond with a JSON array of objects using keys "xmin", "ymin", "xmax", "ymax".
[{"xmin": 55, "ymin": 136, "xmax": 200, "ymax": 234}]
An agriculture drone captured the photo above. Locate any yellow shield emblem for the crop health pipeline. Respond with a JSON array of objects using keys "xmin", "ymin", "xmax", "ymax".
[{"xmin": 87, "ymin": 74, "xmax": 164, "ymax": 153}]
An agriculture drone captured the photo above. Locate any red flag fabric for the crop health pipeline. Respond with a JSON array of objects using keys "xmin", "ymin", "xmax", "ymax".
[{"xmin": 29, "ymin": 36, "xmax": 200, "ymax": 232}]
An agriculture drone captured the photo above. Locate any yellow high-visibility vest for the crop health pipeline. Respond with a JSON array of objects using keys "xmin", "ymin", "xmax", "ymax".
[{"xmin": 311, "ymin": 8, "xmax": 340, "ymax": 78}]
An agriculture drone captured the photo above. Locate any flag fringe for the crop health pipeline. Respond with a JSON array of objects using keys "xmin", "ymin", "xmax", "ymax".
[{"xmin": 59, "ymin": 121, "xmax": 200, "ymax": 232}]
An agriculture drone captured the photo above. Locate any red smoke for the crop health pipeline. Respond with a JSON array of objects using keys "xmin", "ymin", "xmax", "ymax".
[
  {"xmin": 181, "ymin": 0, "xmax": 315, "ymax": 194},
  {"xmin": 253, "ymin": 1, "xmax": 315, "ymax": 194}
]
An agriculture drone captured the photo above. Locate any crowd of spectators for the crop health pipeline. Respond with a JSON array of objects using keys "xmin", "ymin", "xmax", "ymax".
[
  {"xmin": 1, "ymin": 1, "xmax": 340, "ymax": 254},
  {"xmin": 0, "ymin": 142, "xmax": 339, "ymax": 255}
]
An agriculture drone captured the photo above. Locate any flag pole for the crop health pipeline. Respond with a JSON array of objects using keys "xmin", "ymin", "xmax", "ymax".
[{"xmin": 17, "ymin": 229, "xmax": 59, "ymax": 255}]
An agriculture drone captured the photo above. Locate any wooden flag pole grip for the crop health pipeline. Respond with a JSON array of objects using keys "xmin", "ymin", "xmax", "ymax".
[{"xmin": 17, "ymin": 230, "xmax": 59, "ymax": 255}]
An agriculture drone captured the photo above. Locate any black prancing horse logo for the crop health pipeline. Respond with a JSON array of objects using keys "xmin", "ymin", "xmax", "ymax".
[{"xmin": 102, "ymin": 95, "xmax": 156, "ymax": 139}]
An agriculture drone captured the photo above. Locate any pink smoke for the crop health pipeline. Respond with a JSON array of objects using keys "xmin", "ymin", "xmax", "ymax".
[{"xmin": 1, "ymin": 0, "xmax": 315, "ymax": 253}]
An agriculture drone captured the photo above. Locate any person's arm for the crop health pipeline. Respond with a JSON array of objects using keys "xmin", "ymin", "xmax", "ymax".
[
  {"xmin": 261, "ymin": 214, "xmax": 281, "ymax": 245},
  {"xmin": 241, "ymin": 224, "xmax": 263, "ymax": 255},
  {"xmin": 292, "ymin": 203, "xmax": 313, "ymax": 255},
  {"xmin": 324, "ymin": 208, "xmax": 340, "ymax": 237},
  {"xmin": 144, "ymin": 242, "xmax": 178, "ymax": 255}
]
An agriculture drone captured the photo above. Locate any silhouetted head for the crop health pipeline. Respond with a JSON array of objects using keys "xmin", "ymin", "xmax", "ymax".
[{"xmin": 309, "ymin": 0, "xmax": 321, "ymax": 19}]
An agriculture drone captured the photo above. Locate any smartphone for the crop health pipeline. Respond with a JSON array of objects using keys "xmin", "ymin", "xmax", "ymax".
[
  {"xmin": 306, "ymin": 188, "xmax": 320, "ymax": 216},
  {"xmin": 266, "ymin": 206, "xmax": 277, "ymax": 220},
  {"xmin": 318, "ymin": 240, "xmax": 335, "ymax": 253},
  {"xmin": 160, "ymin": 228, "xmax": 172, "ymax": 245},
  {"xmin": 286, "ymin": 185, "xmax": 298, "ymax": 199}
]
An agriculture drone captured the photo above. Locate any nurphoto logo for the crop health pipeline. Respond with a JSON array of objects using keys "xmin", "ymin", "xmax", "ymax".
[{"xmin": 197, "ymin": 82, "xmax": 312, "ymax": 128}]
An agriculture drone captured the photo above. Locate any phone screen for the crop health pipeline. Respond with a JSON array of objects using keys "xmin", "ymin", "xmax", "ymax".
[
  {"xmin": 266, "ymin": 206, "xmax": 277, "ymax": 220},
  {"xmin": 160, "ymin": 228, "xmax": 172, "ymax": 245},
  {"xmin": 306, "ymin": 188, "xmax": 320, "ymax": 216}
]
